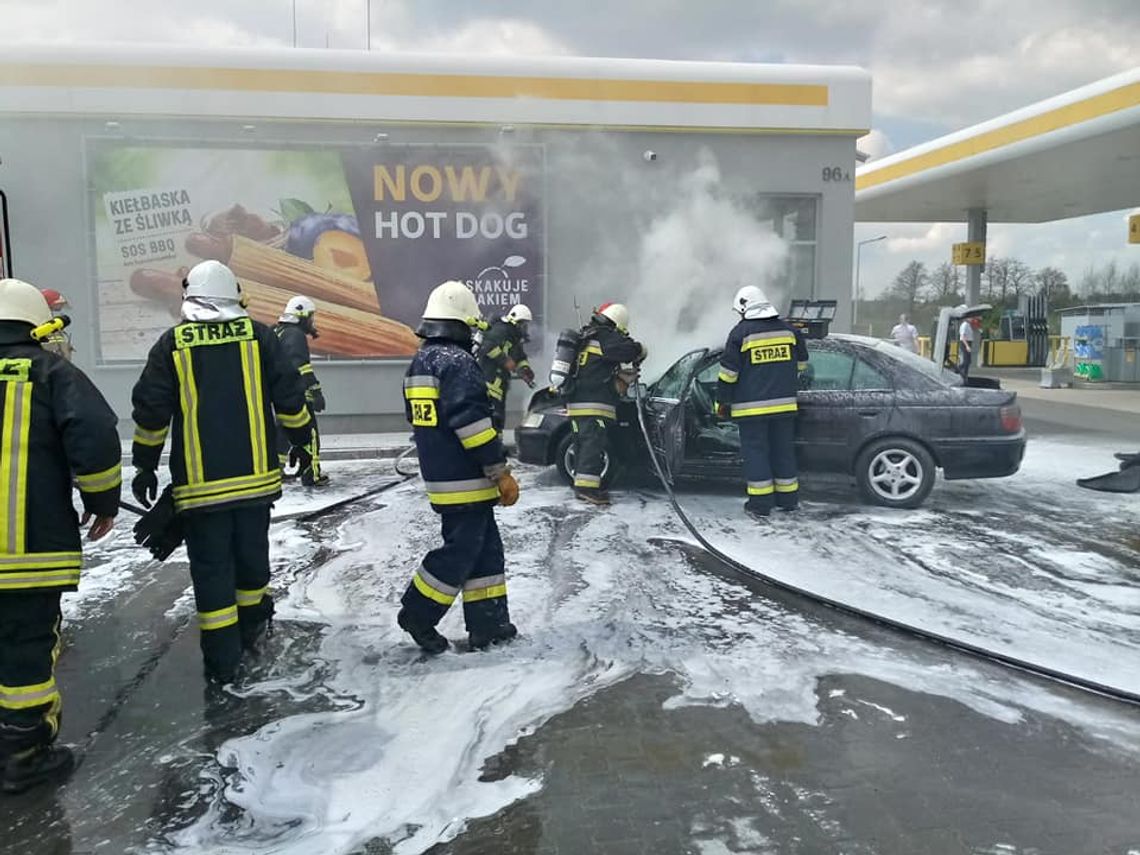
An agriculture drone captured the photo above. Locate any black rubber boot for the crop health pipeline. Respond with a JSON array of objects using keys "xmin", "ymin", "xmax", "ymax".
[
  {"xmin": 575, "ymin": 489, "xmax": 611, "ymax": 506},
  {"xmin": 2, "ymin": 745, "xmax": 75, "ymax": 795},
  {"xmin": 397, "ymin": 608, "xmax": 449, "ymax": 655},
  {"xmin": 301, "ymin": 470, "xmax": 330, "ymax": 487},
  {"xmin": 469, "ymin": 622, "xmax": 519, "ymax": 651},
  {"xmin": 240, "ymin": 595, "xmax": 275, "ymax": 654},
  {"xmin": 744, "ymin": 500, "xmax": 770, "ymax": 521}
]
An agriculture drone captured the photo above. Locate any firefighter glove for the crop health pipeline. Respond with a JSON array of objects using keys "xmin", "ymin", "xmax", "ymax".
[
  {"xmin": 308, "ymin": 388, "xmax": 327, "ymax": 413},
  {"xmin": 519, "ymin": 365, "xmax": 536, "ymax": 387},
  {"xmin": 715, "ymin": 402, "xmax": 731, "ymax": 420},
  {"xmin": 497, "ymin": 471, "xmax": 520, "ymax": 507},
  {"xmin": 132, "ymin": 468, "xmax": 159, "ymax": 509},
  {"xmin": 289, "ymin": 444, "xmax": 313, "ymax": 471}
]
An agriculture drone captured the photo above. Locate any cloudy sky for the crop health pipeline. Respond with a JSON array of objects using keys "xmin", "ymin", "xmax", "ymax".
[{"xmin": 4, "ymin": 0, "xmax": 1139, "ymax": 295}]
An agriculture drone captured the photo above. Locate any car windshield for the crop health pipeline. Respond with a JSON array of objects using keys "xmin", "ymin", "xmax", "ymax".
[{"xmin": 838, "ymin": 335, "xmax": 962, "ymax": 385}]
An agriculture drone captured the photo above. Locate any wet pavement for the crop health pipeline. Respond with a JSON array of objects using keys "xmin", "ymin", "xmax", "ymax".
[{"xmin": 3, "ymin": 443, "xmax": 1140, "ymax": 854}]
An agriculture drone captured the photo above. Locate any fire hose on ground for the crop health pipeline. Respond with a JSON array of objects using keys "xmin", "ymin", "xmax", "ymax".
[{"xmin": 631, "ymin": 382, "xmax": 1140, "ymax": 708}]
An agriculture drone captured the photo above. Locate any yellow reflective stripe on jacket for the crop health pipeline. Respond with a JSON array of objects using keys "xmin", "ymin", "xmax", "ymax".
[
  {"xmin": 172, "ymin": 470, "xmax": 282, "ymax": 511},
  {"xmin": 424, "ymin": 478, "xmax": 500, "ymax": 506},
  {"xmin": 0, "ymin": 677, "xmax": 60, "ymax": 710},
  {"xmin": 741, "ymin": 332, "xmax": 797, "ymax": 350},
  {"xmin": 718, "ymin": 367, "xmax": 739, "ymax": 383},
  {"xmin": 173, "ymin": 348, "xmax": 205, "ymax": 484},
  {"xmin": 731, "ymin": 397, "xmax": 798, "ymax": 417},
  {"xmin": 487, "ymin": 345, "xmax": 503, "ymax": 359},
  {"xmin": 198, "ymin": 605, "xmax": 239, "ymax": 631},
  {"xmin": 0, "ymin": 552, "xmax": 83, "ymax": 591},
  {"xmin": 567, "ymin": 401, "xmax": 617, "ymax": 420},
  {"xmin": 1, "ymin": 378, "xmax": 33, "ymax": 554},
  {"xmin": 456, "ymin": 417, "xmax": 497, "ymax": 450},
  {"xmin": 463, "ymin": 573, "xmax": 507, "ymax": 603},
  {"xmin": 239, "ymin": 340, "xmax": 269, "ymax": 474},
  {"xmin": 76, "ymin": 461, "xmax": 122, "ymax": 494},
  {"xmin": 236, "ymin": 586, "xmax": 268, "ymax": 607},
  {"xmin": 485, "ymin": 381, "xmax": 505, "ymax": 401},
  {"xmin": 404, "ymin": 375, "xmax": 441, "ymax": 400},
  {"xmin": 298, "ymin": 363, "xmax": 314, "ymax": 376},
  {"xmin": 277, "ymin": 407, "xmax": 311, "ymax": 429},
  {"xmin": 133, "ymin": 424, "xmax": 169, "ymax": 447},
  {"xmin": 412, "ymin": 567, "xmax": 460, "ymax": 605}
]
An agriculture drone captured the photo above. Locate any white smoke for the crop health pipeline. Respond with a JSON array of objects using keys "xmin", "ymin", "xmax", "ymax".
[{"xmin": 626, "ymin": 150, "xmax": 789, "ymax": 376}]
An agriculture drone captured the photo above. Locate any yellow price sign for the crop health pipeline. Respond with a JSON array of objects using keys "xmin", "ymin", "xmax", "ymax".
[
  {"xmin": 952, "ymin": 241, "xmax": 986, "ymax": 265},
  {"xmin": 1129, "ymin": 213, "xmax": 1140, "ymax": 245}
]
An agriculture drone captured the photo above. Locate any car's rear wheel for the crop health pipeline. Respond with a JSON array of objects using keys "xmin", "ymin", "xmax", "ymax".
[
  {"xmin": 855, "ymin": 437, "xmax": 935, "ymax": 509},
  {"xmin": 554, "ymin": 429, "xmax": 615, "ymax": 489}
]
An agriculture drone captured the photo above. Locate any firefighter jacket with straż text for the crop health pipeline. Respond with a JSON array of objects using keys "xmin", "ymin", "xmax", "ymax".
[
  {"xmin": 403, "ymin": 339, "xmax": 508, "ymax": 513},
  {"xmin": 131, "ymin": 316, "xmax": 312, "ymax": 514},
  {"xmin": 0, "ymin": 328, "xmax": 121, "ymax": 592},
  {"xmin": 274, "ymin": 322, "xmax": 321, "ymax": 403},
  {"xmin": 476, "ymin": 319, "xmax": 530, "ymax": 403},
  {"xmin": 716, "ymin": 317, "xmax": 808, "ymax": 419},
  {"xmin": 566, "ymin": 324, "xmax": 644, "ymax": 421}
]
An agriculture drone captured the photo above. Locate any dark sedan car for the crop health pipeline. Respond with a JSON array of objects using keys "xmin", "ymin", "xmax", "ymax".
[{"xmin": 517, "ymin": 335, "xmax": 1027, "ymax": 508}]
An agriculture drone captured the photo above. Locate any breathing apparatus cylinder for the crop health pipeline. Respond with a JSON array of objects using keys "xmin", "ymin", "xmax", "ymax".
[{"xmin": 548, "ymin": 328, "xmax": 582, "ymax": 392}]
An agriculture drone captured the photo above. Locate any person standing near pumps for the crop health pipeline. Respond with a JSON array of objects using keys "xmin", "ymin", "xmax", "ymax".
[
  {"xmin": 715, "ymin": 286, "xmax": 808, "ymax": 521},
  {"xmin": 0, "ymin": 279, "xmax": 120, "ymax": 793},
  {"xmin": 891, "ymin": 313, "xmax": 919, "ymax": 354},
  {"xmin": 567, "ymin": 302, "xmax": 646, "ymax": 506},
  {"xmin": 476, "ymin": 304, "xmax": 536, "ymax": 437},
  {"xmin": 131, "ymin": 261, "xmax": 314, "ymax": 683},
  {"xmin": 958, "ymin": 315, "xmax": 980, "ymax": 379},
  {"xmin": 274, "ymin": 295, "xmax": 328, "ymax": 486},
  {"xmin": 397, "ymin": 280, "xmax": 520, "ymax": 654}
]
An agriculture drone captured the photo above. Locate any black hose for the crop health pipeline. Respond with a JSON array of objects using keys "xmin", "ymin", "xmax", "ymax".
[{"xmin": 631, "ymin": 384, "xmax": 1140, "ymax": 707}]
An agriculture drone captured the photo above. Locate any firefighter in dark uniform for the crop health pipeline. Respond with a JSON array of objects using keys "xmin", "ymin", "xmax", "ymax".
[
  {"xmin": 476, "ymin": 303, "xmax": 536, "ymax": 435},
  {"xmin": 716, "ymin": 286, "xmax": 808, "ymax": 520},
  {"xmin": 397, "ymin": 281, "xmax": 521, "ymax": 654},
  {"xmin": 131, "ymin": 261, "xmax": 313, "ymax": 683},
  {"xmin": 274, "ymin": 295, "xmax": 328, "ymax": 486},
  {"xmin": 568, "ymin": 302, "xmax": 646, "ymax": 506},
  {"xmin": 0, "ymin": 278, "xmax": 120, "ymax": 793}
]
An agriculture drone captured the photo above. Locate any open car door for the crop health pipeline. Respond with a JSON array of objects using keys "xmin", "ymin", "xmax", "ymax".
[{"xmin": 642, "ymin": 348, "xmax": 707, "ymax": 484}]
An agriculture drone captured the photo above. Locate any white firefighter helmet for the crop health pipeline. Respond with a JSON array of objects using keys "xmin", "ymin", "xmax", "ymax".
[
  {"xmin": 280, "ymin": 294, "xmax": 317, "ymax": 323},
  {"xmin": 0, "ymin": 278, "xmax": 53, "ymax": 327},
  {"xmin": 504, "ymin": 304, "xmax": 533, "ymax": 324},
  {"xmin": 595, "ymin": 302, "xmax": 630, "ymax": 332},
  {"xmin": 422, "ymin": 280, "xmax": 481, "ymax": 324},
  {"xmin": 733, "ymin": 285, "xmax": 778, "ymax": 320},
  {"xmin": 183, "ymin": 260, "xmax": 242, "ymax": 302}
]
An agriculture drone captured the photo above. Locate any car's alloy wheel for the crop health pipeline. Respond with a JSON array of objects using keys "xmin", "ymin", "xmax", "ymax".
[
  {"xmin": 868, "ymin": 449, "xmax": 924, "ymax": 501},
  {"xmin": 855, "ymin": 437, "xmax": 935, "ymax": 508}
]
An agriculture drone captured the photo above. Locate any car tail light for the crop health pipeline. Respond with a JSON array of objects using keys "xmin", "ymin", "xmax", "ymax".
[{"xmin": 1000, "ymin": 404, "xmax": 1022, "ymax": 433}]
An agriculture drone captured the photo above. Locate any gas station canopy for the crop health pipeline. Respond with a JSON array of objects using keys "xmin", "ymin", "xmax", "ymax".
[{"xmin": 855, "ymin": 68, "xmax": 1140, "ymax": 223}]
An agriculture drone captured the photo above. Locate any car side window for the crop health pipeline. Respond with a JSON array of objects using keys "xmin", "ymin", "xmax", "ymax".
[
  {"xmin": 801, "ymin": 349, "xmax": 854, "ymax": 391},
  {"xmin": 852, "ymin": 358, "xmax": 890, "ymax": 390},
  {"xmin": 652, "ymin": 349, "xmax": 706, "ymax": 400}
]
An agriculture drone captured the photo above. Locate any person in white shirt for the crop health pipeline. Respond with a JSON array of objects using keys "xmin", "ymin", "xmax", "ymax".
[
  {"xmin": 891, "ymin": 314, "xmax": 919, "ymax": 353},
  {"xmin": 958, "ymin": 316, "xmax": 979, "ymax": 378}
]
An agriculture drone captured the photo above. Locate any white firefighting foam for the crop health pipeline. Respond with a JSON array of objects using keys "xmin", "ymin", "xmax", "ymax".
[{"xmin": 172, "ymin": 435, "xmax": 1140, "ymax": 854}]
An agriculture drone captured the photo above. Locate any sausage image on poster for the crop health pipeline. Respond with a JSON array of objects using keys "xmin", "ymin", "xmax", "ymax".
[
  {"xmin": 88, "ymin": 142, "xmax": 543, "ymax": 363},
  {"xmin": 341, "ymin": 144, "xmax": 545, "ymax": 338}
]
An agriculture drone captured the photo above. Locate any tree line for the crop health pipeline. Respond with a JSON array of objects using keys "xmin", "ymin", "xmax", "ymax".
[{"xmin": 854, "ymin": 258, "xmax": 1140, "ymax": 337}]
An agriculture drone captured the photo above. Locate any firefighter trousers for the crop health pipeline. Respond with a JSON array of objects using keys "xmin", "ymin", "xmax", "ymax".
[
  {"xmin": 571, "ymin": 416, "xmax": 610, "ymax": 493},
  {"xmin": 183, "ymin": 505, "xmax": 274, "ymax": 681},
  {"xmin": 400, "ymin": 507, "xmax": 510, "ymax": 637},
  {"xmin": 738, "ymin": 415, "xmax": 799, "ymax": 512},
  {"xmin": 0, "ymin": 592, "xmax": 63, "ymax": 757},
  {"xmin": 277, "ymin": 406, "xmax": 321, "ymax": 480}
]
